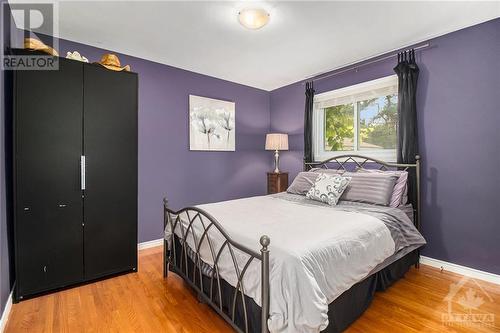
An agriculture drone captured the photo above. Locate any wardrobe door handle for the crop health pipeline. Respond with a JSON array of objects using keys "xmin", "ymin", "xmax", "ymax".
[{"xmin": 81, "ymin": 155, "xmax": 86, "ymax": 190}]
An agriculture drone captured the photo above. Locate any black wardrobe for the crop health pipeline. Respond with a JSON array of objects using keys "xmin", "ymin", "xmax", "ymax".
[{"xmin": 12, "ymin": 53, "xmax": 138, "ymax": 301}]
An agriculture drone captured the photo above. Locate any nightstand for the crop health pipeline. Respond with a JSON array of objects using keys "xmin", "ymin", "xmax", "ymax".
[{"xmin": 267, "ymin": 172, "xmax": 288, "ymax": 194}]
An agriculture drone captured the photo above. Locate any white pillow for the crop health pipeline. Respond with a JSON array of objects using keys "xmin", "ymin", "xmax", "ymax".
[{"xmin": 306, "ymin": 173, "xmax": 351, "ymax": 206}]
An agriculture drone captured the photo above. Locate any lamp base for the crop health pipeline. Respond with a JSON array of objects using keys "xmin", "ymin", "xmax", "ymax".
[{"xmin": 274, "ymin": 150, "xmax": 280, "ymax": 173}]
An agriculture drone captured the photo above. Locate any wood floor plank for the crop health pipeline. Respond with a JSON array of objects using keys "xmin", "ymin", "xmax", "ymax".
[{"xmin": 5, "ymin": 247, "xmax": 500, "ymax": 332}]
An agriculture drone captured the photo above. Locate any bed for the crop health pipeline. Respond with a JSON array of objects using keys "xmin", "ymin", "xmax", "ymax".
[{"xmin": 163, "ymin": 155, "xmax": 425, "ymax": 333}]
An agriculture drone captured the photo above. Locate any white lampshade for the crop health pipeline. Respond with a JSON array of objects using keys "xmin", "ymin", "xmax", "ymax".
[{"xmin": 265, "ymin": 133, "xmax": 288, "ymax": 151}]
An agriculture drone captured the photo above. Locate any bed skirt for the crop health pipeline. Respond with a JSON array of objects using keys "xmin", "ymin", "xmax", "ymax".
[{"xmin": 170, "ymin": 236, "xmax": 419, "ymax": 333}]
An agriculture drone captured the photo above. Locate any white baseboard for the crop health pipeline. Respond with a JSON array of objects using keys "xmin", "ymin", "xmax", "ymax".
[
  {"xmin": 138, "ymin": 238, "xmax": 163, "ymax": 250},
  {"xmin": 420, "ymin": 256, "xmax": 500, "ymax": 285},
  {"xmin": 0, "ymin": 291, "xmax": 13, "ymax": 333}
]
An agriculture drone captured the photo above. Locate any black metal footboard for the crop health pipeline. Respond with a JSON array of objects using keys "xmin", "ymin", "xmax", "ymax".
[{"xmin": 163, "ymin": 198, "xmax": 270, "ymax": 333}]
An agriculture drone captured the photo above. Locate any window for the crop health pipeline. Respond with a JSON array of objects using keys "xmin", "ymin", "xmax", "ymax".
[{"xmin": 313, "ymin": 75, "xmax": 398, "ymax": 161}]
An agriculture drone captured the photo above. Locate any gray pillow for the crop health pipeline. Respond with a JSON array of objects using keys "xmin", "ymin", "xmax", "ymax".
[
  {"xmin": 287, "ymin": 172, "xmax": 320, "ymax": 195},
  {"xmin": 340, "ymin": 172, "xmax": 398, "ymax": 206},
  {"xmin": 287, "ymin": 169, "xmax": 344, "ymax": 195},
  {"xmin": 306, "ymin": 174, "xmax": 351, "ymax": 206},
  {"xmin": 287, "ymin": 169, "xmax": 345, "ymax": 195},
  {"xmin": 356, "ymin": 169, "xmax": 408, "ymax": 207}
]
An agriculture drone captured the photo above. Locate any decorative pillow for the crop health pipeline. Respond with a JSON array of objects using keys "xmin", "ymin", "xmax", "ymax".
[
  {"xmin": 356, "ymin": 169, "xmax": 408, "ymax": 207},
  {"xmin": 340, "ymin": 172, "xmax": 398, "ymax": 206},
  {"xmin": 306, "ymin": 173, "xmax": 351, "ymax": 206}
]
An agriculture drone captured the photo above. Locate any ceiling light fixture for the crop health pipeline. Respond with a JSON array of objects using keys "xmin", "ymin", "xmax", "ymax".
[{"xmin": 238, "ymin": 8, "xmax": 270, "ymax": 30}]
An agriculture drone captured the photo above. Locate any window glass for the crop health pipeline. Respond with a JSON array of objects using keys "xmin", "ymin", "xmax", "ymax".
[
  {"xmin": 313, "ymin": 75, "xmax": 398, "ymax": 161},
  {"xmin": 358, "ymin": 94, "xmax": 397, "ymax": 150},
  {"xmin": 323, "ymin": 104, "xmax": 354, "ymax": 151}
]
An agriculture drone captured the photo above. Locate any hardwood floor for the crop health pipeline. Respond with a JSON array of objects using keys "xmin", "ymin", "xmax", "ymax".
[{"xmin": 5, "ymin": 246, "xmax": 500, "ymax": 333}]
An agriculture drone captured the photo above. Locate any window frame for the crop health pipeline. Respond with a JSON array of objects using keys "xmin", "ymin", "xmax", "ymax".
[{"xmin": 312, "ymin": 75, "xmax": 398, "ymax": 162}]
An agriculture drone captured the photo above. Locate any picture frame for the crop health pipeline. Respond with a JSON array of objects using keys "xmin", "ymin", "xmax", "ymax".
[{"xmin": 189, "ymin": 95, "xmax": 235, "ymax": 151}]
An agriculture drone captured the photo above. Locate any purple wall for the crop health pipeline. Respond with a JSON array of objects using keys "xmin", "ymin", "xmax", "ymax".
[{"xmin": 270, "ymin": 18, "xmax": 500, "ymax": 274}]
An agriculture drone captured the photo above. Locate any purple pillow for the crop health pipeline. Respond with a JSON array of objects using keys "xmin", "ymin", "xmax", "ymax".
[
  {"xmin": 356, "ymin": 169, "xmax": 408, "ymax": 207},
  {"xmin": 287, "ymin": 172, "xmax": 320, "ymax": 195},
  {"xmin": 340, "ymin": 172, "xmax": 398, "ymax": 206}
]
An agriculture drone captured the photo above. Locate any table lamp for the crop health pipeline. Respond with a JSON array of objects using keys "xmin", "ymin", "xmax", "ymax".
[{"xmin": 265, "ymin": 133, "xmax": 289, "ymax": 173}]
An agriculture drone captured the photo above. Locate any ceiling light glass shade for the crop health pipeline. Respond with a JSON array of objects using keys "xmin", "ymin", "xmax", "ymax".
[{"xmin": 238, "ymin": 8, "xmax": 270, "ymax": 30}]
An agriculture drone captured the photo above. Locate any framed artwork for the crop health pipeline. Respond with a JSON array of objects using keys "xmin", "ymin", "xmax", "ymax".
[{"xmin": 189, "ymin": 95, "xmax": 235, "ymax": 151}]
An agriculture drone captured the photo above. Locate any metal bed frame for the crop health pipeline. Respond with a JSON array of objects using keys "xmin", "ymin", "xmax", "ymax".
[
  {"xmin": 304, "ymin": 154, "xmax": 421, "ymax": 232},
  {"xmin": 163, "ymin": 154, "xmax": 421, "ymax": 333}
]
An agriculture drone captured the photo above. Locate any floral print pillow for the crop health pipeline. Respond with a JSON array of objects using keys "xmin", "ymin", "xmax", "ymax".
[{"xmin": 306, "ymin": 173, "xmax": 351, "ymax": 206}]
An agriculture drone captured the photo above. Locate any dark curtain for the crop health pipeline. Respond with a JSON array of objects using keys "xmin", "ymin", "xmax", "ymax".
[
  {"xmin": 394, "ymin": 49, "xmax": 419, "ymax": 206},
  {"xmin": 304, "ymin": 81, "xmax": 315, "ymax": 167}
]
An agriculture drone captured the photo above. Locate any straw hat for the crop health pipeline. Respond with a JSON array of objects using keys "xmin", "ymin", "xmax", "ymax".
[
  {"xmin": 66, "ymin": 51, "xmax": 89, "ymax": 63},
  {"xmin": 24, "ymin": 38, "xmax": 59, "ymax": 56},
  {"xmin": 95, "ymin": 54, "xmax": 130, "ymax": 72}
]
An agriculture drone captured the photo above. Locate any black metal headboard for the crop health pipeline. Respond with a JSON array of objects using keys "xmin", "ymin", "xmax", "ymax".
[{"xmin": 304, "ymin": 154, "xmax": 421, "ymax": 231}]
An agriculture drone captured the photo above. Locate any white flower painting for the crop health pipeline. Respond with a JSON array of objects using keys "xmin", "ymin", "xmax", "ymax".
[{"xmin": 189, "ymin": 95, "xmax": 235, "ymax": 151}]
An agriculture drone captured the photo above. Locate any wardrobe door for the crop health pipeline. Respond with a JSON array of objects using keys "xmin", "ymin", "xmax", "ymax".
[
  {"xmin": 14, "ymin": 58, "xmax": 84, "ymax": 298},
  {"xmin": 83, "ymin": 65, "xmax": 138, "ymax": 279}
]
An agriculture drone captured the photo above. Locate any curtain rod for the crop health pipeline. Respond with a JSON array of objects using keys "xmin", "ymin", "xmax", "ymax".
[{"xmin": 302, "ymin": 43, "xmax": 430, "ymax": 85}]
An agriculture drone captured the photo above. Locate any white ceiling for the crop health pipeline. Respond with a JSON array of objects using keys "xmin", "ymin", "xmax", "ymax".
[{"xmin": 11, "ymin": 1, "xmax": 500, "ymax": 91}]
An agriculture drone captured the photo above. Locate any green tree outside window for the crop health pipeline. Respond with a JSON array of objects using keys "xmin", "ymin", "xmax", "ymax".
[{"xmin": 324, "ymin": 94, "xmax": 397, "ymax": 151}]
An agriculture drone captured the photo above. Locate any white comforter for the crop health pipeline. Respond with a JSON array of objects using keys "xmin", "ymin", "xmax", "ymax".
[{"xmin": 165, "ymin": 195, "xmax": 396, "ymax": 333}]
